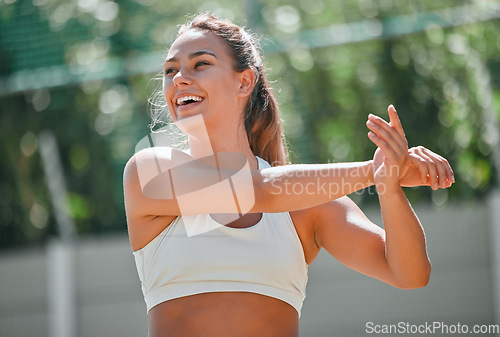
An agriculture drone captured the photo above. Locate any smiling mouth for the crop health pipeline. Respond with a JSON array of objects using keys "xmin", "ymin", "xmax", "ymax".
[{"xmin": 176, "ymin": 96, "xmax": 204, "ymax": 106}]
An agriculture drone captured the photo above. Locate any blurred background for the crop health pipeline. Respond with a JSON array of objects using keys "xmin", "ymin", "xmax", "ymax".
[{"xmin": 1, "ymin": 0, "xmax": 499, "ymax": 336}]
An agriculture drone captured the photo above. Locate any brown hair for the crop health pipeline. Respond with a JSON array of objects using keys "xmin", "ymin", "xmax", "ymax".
[{"xmin": 176, "ymin": 14, "xmax": 289, "ymax": 166}]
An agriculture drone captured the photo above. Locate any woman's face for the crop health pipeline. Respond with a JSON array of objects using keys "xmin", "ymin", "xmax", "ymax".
[{"xmin": 163, "ymin": 29, "xmax": 245, "ymax": 128}]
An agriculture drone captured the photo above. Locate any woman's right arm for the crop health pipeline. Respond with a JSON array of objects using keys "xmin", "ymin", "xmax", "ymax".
[
  {"xmin": 124, "ymin": 112, "xmax": 453, "ymax": 219},
  {"xmin": 123, "ymin": 147, "xmax": 376, "ymax": 219}
]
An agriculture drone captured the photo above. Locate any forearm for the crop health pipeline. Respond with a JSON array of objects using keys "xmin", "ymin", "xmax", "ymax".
[
  {"xmin": 378, "ymin": 184, "xmax": 431, "ymax": 288},
  {"xmin": 254, "ymin": 161, "xmax": 374, "ymax": 212}
]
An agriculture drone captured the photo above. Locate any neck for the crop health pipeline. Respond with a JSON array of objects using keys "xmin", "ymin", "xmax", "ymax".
[{"xmin": 187, "ymin": 122, "xmax": 258, "ymax": 170}]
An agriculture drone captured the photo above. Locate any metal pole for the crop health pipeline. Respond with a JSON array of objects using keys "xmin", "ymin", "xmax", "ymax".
[
  {"xmin": 47, "ymin": 240, "xmax": 77, "ymax": 337},
  {"xmin": 39, "ymin": 130, "xmax": 77, "ymax": 337}
]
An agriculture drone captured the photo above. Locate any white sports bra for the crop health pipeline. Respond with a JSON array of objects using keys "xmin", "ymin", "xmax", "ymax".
[{"xmin": 132, "ymin": 157, "xmax": 309, "ymax": 317}]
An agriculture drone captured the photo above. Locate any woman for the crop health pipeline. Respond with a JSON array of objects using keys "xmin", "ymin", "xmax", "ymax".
[{"xmin": 123, "ymin": 14, "xmax": 454, "ymax": 337}]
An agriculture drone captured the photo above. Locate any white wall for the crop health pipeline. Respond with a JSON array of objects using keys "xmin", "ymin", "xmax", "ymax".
[
  {"xmin": 300, "ymin": 200, "xmax": 495, "ymax": 336},
  {"xmin": 0, "ymin": 200, "xmax": 496, "ymax": 337}
]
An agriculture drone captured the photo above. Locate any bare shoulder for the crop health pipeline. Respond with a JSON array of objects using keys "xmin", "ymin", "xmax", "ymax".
[
  {"xmin": 123, "ymin": 147, "xmax": 170, "ymax": 190},
  {"xmin": 123, "ymin": 147, "xmax": 181, "ymax": 251},
  {"xmin": 123, "ymin": 147, "xmax": 193, "ymax": 216},
  {"xmin": 123, "ymin": 146, "xmax": 189, "ymax": 182},
  {"xmin": 122, "ymin": 148, "xmax": 167, "ymax": 218}
]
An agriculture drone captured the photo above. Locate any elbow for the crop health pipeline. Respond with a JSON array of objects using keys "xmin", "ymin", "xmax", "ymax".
[
  {"xmin": 415, "ymin": 260, "xmax": 432, "ymax": 288},
  {"xmin": 395, "ymin": 263, "xmax": 432, "ymax": 289},
  {"xmin": 400, "ymin": 276, "xmax": 430, "ymax": 290}
]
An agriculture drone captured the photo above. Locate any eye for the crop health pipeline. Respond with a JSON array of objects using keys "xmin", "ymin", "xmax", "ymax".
[
  {"xmin": 164, "ymin": 67, "xmax": 177, "ymax": 76},
  {"xmin": 194, "ymin": 60, "xmax": 211, "ymax": 69}
]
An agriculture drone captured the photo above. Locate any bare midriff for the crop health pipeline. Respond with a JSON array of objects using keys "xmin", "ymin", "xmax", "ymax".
[{"xmin": 148, "ymin": 292, "xmax": 299, "ymax": 337}]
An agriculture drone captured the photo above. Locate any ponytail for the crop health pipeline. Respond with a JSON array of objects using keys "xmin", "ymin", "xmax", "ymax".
[{"xmin": 244, "ymin": 66, "xmax": 288, "ymax": 166}]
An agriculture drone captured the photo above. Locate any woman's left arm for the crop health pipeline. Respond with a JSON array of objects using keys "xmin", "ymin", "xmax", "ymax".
[
  {"xmin": 306, "ymin": 105, "xmax": 453, "ymax": 288},
  {"xmin": 366, "ymin": 105, "xmax": 454, "ymax": 286}
]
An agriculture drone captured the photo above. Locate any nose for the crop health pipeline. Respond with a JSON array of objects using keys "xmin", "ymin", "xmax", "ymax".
[{"xmin": 173, "ymin": 68, "xmax": 192, "ymax": 87}]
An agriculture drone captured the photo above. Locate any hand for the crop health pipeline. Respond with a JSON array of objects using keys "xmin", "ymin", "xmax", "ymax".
[
  {"xmin": 367, "ymin": 105, "xmax": 408, "ymax": 192},
  {"xmin": 399, "ymin": 146, "xmax": 455, "ymax": 190},
  {"xmin": 367, "ymin": 105, "xmax": 455, "ymax": 191}
]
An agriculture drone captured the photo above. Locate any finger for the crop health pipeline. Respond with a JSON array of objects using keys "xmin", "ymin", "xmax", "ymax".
[
  {"xmin": 421, "ymin": 148, "xmax": 454, "ymax": 188},
  {"xmin": 368, "ymin": 113, "xmax": 407, "ymax": 149},
  {"xmin": 426, "ymin": 150, "xmax": 455, "ymax": 184},
  {"xmin": 415, "ymin": 147, "xmax": 439, "ymax": 190},
  {"xmin": 387, "ymin": 105, "xmax": 407, "ymax": 143},
  {"xmin": 366, "ymin": 118, "xmax": 406, "ymax": 157},
  {"xmin": 426, "ymin": 152, "xmax": 447, "ymax": 188},
  {"xmin": 367, "ymin": 131, "xmax": 399, "ymax": 162},
  {"xmin": 413, "ymin": 146, "xmax": 455, "ymax": 187}
]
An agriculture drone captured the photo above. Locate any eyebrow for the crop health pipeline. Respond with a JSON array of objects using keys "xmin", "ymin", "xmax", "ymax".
[{"xmin": 164, "ymin": 50, "xmax": 217, "ymax": 64}]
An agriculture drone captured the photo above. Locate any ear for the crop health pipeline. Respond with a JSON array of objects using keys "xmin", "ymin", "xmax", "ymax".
[{"xmin": 237, "ymin": 68, "xmax": 256, "ymax": 98}]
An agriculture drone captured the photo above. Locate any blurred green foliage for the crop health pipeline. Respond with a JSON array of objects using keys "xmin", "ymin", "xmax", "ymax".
[{"xmin": 0, "ymin": 0, "xmax": 499, "ymax": 250}]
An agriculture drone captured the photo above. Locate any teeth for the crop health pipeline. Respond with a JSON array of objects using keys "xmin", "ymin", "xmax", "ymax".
[{"xmin": 177, "ymin": 95, "xmax": 203, "ymax": 106}]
